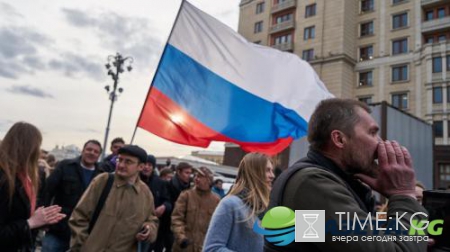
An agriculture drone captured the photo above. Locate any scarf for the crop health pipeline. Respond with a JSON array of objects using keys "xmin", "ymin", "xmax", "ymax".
[{"xmin": 17, "ymin": 172, "xmax": 36, "ymax": 216}]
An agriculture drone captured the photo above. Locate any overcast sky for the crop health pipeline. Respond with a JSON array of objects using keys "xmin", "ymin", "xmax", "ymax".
[{"xmin": 0, "ymin": 0, "xmax": 241, "ymax": 156}]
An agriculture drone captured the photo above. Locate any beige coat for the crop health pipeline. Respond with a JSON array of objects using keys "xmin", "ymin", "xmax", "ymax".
[
  {"xmin": 171, "ymin": 187, "xmax": 220, "ymax": 252},
  {"xmin": 69, "ymin": 173, "xmax": 158, "ymax": 252}
]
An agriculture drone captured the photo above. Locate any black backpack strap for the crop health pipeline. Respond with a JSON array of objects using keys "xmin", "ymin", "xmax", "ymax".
[
  {"xmin": 269, "ymin": 158, "xmax": 320, "ymax": 210},
  {"xmin": 269, "ymin": 154, "xmax": 371, "ymax": 212},
  {"xmin": 88, "ymin": 173, "xmax": 114, "ymax": 233}
]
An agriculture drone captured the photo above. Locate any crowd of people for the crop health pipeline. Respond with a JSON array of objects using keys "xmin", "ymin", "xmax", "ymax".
[{"xmin": 0, "ymin": 98, "xmax": 448, "ymax": 252}]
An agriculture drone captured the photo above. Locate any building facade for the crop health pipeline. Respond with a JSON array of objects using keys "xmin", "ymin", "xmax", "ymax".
[
  {"xmin": 237, "ymin": 0, "xmax": 450, "ymax": 188},
  {"xmin": 50, "ymin": 144, "xmax": 81, "ymax": 161}
]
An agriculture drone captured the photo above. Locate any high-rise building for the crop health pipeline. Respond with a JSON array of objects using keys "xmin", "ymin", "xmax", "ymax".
[{"xmin": 237, "ymin": 0, "xmax": 450, "ymax": 188}]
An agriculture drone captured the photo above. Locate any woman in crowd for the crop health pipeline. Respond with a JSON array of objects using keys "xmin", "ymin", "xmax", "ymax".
[
  {"xmin": 0, "ymin": 122, "xmax": 65, "ymax": 251},
  {"xmin": 203, "ymin": 152, "xmax": 275, "ymax": 252}
]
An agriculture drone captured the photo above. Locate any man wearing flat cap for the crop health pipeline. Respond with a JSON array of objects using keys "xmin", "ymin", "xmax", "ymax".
[
  {"xmin": 69, "ymin": 145, "xmax": 159, "ymax": 252},
  {"xmin": 171, "ymin": 166, "xmax": 220, "ymax": 252}
]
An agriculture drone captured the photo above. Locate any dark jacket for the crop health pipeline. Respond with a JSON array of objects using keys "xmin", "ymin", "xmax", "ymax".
[
  {"xmin": 140, "ymin": 173, "xmax": 172, "ymax": 212},
  {"xmin": 168, "ymin": 175, "xmax": 191, "ymax": 208},
  {"xmin": 0, "ymin": 171, "xmax": 33, "ymax": 252},
  {"xmin": 99, "ymin": 154, "xmax": 116, "ymax": 173},
  {"xmin": 211, "ymin": 186, "xmax": 225, "ymax": 199},
  {"xmin": 36, "ymin": 168, "xmax": 46, "ymax": 208},
  {"xmin": 265, "ymin": 150, "xmax": 428, "ymax": 252},
  {"xmin": 43, "ymin": 157, "xmax": 102, "ymax": 242},
  {"xmin": 140, "ymin": 172, "xmax": 173, "ymax": 250}
]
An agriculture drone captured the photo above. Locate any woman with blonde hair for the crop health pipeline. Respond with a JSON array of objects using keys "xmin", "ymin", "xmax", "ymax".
[
  {"xmin": 203, "ymin": 152, "xmax": 275, "ymax": 252},
  {"xmin": 0, "ymin": 122, "xmax": 65, "ymax": 251}
]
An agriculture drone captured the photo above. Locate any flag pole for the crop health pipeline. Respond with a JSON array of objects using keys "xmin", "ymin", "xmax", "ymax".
[{"xmin": 130, "ymin": 0, "xmax": 187, "ymax": 144}]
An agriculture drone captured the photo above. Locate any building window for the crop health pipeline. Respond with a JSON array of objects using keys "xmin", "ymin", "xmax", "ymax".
[
  {"xmin": 360, "ymin": 21, "xmax": 374, "ymax": 37},
  {"xmin": 393, "ymin": 0, "xmax": 406, "ymax": 4},
  {"xmin": 304, "ymin": 26, "xmax": 315, "ymax": 40},
  {"xmin": 254, "ymin": 21, "xmax": 263, "ymax": 33},
  {"xmin": 305, "ymin": 4, "xmax": 316, "ymax": 18},
  {"xmin": 274, "ymin": 34, "xmax": 292, "ymax": 45},
  {"xmin": 392, "ymin": 93, "xmax": 408, "ymax": 109},
  {"xmin": 359, "ymin": 71, "xmax": 373, "ymax": 86},
  {"xmin": 275, "ymin": 13, "xmax": 293, "ymax": 24},
  {"xmin": 426, "ymin": 37, "xmax": 434, "ymax": 44},
  {"xmin": 448, "ymin": 87, "xmax": 450, "ymax": 103},
  {"xmin": 447, "ymin": 55, "xmax": 450, "ymax": 71},
  {"xmin": 434, "ymin": 121, "xmax": 443, "ymax": 137},
  {"xmin": 438, "ymin": 8, "xmax": 445, "ymax": 19},
  {"xmin": 438, "ymin": 35, "xmax": 447, "ymax": 42},
  {"xmin": 361, "ymin": 0, "xmax": 374, "ymax": 13},
  {"xmin": 425, "ymin": 10, "xmax": 434, "ymax": 21},
  {"xmin": 439, "ymin": 163, "xmax": 450, "ymax": 182},
  {"xmin": 392, "ymin": 65, "xmax": 408, "ymax": 82},
  {"xmin": 433, "ymin": 57, "xmax": 442, "ymax": 73},
  {"xmin": 302, "ymin": 49, "xmax": 314, "ymax": 61},
  {"xmin": 433, "ymin": 87, "xmax": 443, "ymax": 103},
  {"xmin": 358, "ymin": 96, "xmax": 373, "ymax": 104},
  {"xmin": 392, "ymin": 38, "xmax": 408, "ymax": 55},
  {"xmin": 393, "ymin": 13, "xmax": 408, "ymax": 29},
  {"xmin": 256, "ymin": 2, "xmax": 265, "ymax": 14},
  {"xmin": 359, "ymin": 45, "xmax": 373, "ymax": 61}
]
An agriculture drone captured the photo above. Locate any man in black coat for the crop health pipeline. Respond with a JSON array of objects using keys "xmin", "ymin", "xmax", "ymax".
[
  {"xmin": 42, "ymin": 140, "xmax": 103, "ymax": 252},
  {"xmin": 100, "ymin": 137, "xmax": 124, "ymax": 172},
  {"xmin": 162, "ymin": 162, "xmax": 192, "ymax": 251},
  {"xmin": 140, "ymin": 155, "xmax": 172, "ymax": 252},
  {"xmin": 167, "ymin": 162, "xmax": 193, "ymax": 205}
]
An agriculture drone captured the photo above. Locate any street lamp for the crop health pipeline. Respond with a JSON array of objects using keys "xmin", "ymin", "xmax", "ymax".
[{"xmin": 102, "ymin": 52, "xmax": 133, "ymax": 159}]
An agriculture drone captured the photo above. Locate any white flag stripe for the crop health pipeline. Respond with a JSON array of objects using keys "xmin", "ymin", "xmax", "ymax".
[{"xmin": 169, "ymin": 2, "xmax": 333, "ymax": 121}]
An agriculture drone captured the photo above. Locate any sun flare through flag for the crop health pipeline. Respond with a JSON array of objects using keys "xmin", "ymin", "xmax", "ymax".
[{"xmin": 137, "ymin": 1, "xmax": 333, "ymax": 155}]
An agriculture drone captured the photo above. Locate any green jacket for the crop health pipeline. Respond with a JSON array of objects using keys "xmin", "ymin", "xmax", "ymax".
[{"xmin": 266, "ymin": 150, "xmax": 428, "ymax": 252}]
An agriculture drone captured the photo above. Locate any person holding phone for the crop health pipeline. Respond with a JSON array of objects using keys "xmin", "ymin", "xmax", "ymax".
[
  {"xmin": 266, "ymin": 98, "xmax": 427, "ymax": 252},
  {"xmin": 69, "ymin": 145, "xmax": 158, "ymax": 252}
]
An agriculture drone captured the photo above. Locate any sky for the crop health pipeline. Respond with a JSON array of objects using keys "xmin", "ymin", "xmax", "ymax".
[{"xmin": 0, "ymin": 0, "xmax": 241, "ymax": 156}]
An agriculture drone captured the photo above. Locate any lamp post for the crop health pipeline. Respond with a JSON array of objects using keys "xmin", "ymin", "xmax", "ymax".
[{"xmin": 102, "ymin": 53, "xmax": 133, "ymax": 159}]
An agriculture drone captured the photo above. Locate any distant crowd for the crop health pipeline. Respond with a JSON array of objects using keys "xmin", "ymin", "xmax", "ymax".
[{"xmin": 1, "ymin": 98, "xmax": 449, "ymax": 252}]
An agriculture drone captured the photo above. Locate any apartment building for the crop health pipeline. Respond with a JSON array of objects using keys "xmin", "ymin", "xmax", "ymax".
[{"xmin": 236, "ymin": 0, "xmax": 450, "ymax": 188}]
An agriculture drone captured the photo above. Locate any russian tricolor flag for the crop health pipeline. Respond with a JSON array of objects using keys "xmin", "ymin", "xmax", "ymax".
[{"xmin": 137, "ymin": 1, "xmax": 333, "ymax": 155}]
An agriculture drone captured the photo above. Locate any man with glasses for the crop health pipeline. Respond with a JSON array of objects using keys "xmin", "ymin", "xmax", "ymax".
[
  {"xmin": 171, "ymin": 167, "xmax": 220, "ymax": 252},
  {"xmin": 69, "ymin": 145, "xmax": 159, "ymax": 251}
]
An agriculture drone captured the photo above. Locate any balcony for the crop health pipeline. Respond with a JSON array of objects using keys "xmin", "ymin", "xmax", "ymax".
[
  {"xmin": 432, "ymin": 41, "xmax": 450, "ymax": 52},
  {"xmin": 433, "ymin": 72, "xmax": 443, "ymax": 81},
  {"xmin": 270, "ymin": 20, "xmax": 295, "ymax": 34},
  {"xmin": 421, "ymin": 0, "xmax": 450, "ymax": 7},
  {"xmin": 422, "ymin": 16, "xmax": 450, "ymax": 33},
  {"xmin": 271, "ymin": 42, "xmax": 294, "ymax": 51},
  {"xmin": 271, "ymin": 0, "xmax": 296, "ymax": 14},
  {"xmin": 239, "ymin": 0, "xmax": 253, "ymax": 6},
  {"xmin": 422, "ymin": 41, "xmax": 450, "ymax": 56}
]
